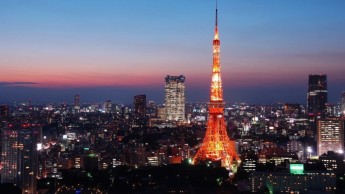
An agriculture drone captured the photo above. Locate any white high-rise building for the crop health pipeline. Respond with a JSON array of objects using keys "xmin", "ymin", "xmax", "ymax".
[
  {"xmin": 165, "ymin": 75, "xmax": 185, "ymax": 121},
  {"xmin": 317, "ymin": 117, "xmax": 344, "ymax": 156}
]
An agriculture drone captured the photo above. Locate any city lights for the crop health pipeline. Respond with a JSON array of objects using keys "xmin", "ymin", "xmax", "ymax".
[{"xmin": 0, "ymin": 1, "xmax": 344, "ymax": 194}]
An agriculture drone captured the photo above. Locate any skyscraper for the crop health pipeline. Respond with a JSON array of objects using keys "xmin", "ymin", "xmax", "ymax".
[
  {"xmin": 105, "ymin": 100, "xmax": 112, "ymax": 113},
  {"xmin": 1, "ymin": 129, "xmax": 18, "ymax": 184},
  {"xmin": 134, "ymin": 95, "xmax": 146, "ymax": 118},
  {"xmin": 307, "ymin": 75, "xmax": 327, "ymax": 116},
  {"xmin": 147, "ymin": 101, "xmax": 157, "ymax": 117},
  {"xmin": 1, "ymin": 126, "xmax": 38, "ymax": 194},
  {"xmin": 317, "ymin": 117, "xmax": 344, "ymax": 156},
  {"xmin": 134, "ymin": 95, "xmax": 147, "ymax": 126},
  {"xmin": 193, "ymin": 5, "xmax": 240, "ymax": 171},
  {"xmin": 165, "ymin": 75, "xmax": 185, "ymax": 121},
  {"xmin": 74, "ymin": 94, "xmax": 80, "ymax": 114}
]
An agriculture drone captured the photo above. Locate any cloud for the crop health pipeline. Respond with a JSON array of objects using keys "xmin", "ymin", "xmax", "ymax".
[{"xmin": 0, "ymin": 82, "xmax": 38, "ymax": 86}]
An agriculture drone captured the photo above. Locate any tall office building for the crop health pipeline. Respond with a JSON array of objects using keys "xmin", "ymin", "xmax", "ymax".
[
  {"xmin": 307, "ymin": 75, "xmax": 327, "ymax": 115},
  {"xmin": 165, "ymin": 75, "xmax": 185, "ymax": 121},
  {"xmin": 317, "ymin": 117, "xmax": 344, "ymax": 156},
  {"xmin": 105, "ymin": 100, "xmax": 112, "ymax": 113},
  {"xmin": 74, "ymin": 94, "xmax": 80, "ymax": 114},
  {"xmin": 1, "ymin": 129, "xmax": 18, "ymax": 184},
  {"xmin": 1, "ymin": 127, "xmax": 38, "ymax": 194},
  {"xmin": 134, "ymin": 95, "xmax": 147, "ymax": 126},
  {"xmin": 147, "ymin": 101, "xmax": 157, "ymax": 117},
  {"xmin": 134, "ymin": 95, "xmax": 146, "ymax": 118}
]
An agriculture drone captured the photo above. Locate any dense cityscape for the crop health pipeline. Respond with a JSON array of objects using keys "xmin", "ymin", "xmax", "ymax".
[
  {"xmin": 1, "ymin": 74, "xmax": 345, "ymax": 193},
  {"xmin": 1, "ymin": 1, "xmax": 345, "ymax": 194}
]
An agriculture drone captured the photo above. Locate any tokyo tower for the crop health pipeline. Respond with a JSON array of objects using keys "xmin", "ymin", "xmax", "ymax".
[{"xmin": 193, "ymin": 3, "xmax": 240, "ymax": 171}]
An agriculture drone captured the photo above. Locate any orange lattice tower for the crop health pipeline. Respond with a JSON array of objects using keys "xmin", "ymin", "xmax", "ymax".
[{"xmin": 193, "ymin": 4, "xmax": 240, "ymax": 171}]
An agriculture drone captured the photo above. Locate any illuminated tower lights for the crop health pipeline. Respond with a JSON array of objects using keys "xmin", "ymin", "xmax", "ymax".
[{"xmin": 193, "ymin": 3, "xmax": 240, "ymax": 171}]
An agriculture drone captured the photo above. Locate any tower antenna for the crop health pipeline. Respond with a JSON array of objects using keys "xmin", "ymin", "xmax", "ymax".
[{"xmin": 216, "ymin": 0, "xmax": 218, "ymax": 27}]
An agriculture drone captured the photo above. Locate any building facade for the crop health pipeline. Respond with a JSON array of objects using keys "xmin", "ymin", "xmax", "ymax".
[
  {"xmin": 134, "ymin": 94, "xmax": 146, "ymax": 118},
  {"xmin": 307, "ymin": 74, "xmax": 327, "ymax": 115},
  {"xmin": 1, "ymin": 129, "xmax": 19, "ymax": 184},
  {"xmin": 105, "ymin": 100, "xmax": 112, "ymax": 113},
  {"xmin": 319, "ymin": 151, "xmax": 345, "ymax": 172},
  {"xmin": 74, "ymin": 94, "xmax": 80, "ymax": 114},
  {"xmin": 250, "ymin": 170, "xmax": 336, "ymax": 193},
  {"xmin": 317, "ymin": 117, "xmax": 344, "ymax": 156},
  {"xmin": 134, "ymin": 94, "xmax": 147, "ymax": 126},
  {"xmin": 1, "ymin": 127, "xmax": 38, "ymax": 194},
  {"xmin": 165, "ymin": 75, "xmax": 185, "ymax": 121}
]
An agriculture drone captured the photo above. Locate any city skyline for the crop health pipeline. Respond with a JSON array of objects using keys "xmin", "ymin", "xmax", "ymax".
[{"xmin": 1, "ymin": 0, "xmax": 345, "ymax": 104}]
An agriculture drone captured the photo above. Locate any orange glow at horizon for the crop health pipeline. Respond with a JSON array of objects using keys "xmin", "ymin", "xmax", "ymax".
[{"xmin": 1, "ymin": 70, "xmax": 164, "ymax": 88}]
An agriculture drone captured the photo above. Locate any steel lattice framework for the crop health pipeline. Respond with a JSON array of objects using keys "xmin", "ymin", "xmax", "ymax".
[{"xmin": 193, "ymin": 6, "xmax": 240, "ymax": 171}]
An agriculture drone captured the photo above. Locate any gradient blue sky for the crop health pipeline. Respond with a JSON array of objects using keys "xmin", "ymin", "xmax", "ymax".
[{"xmin": 1, "ymin": 0, "xmax": 345, "ymax": 104}]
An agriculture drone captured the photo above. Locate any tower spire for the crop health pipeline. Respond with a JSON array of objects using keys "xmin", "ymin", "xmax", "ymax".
[
  {"xmin": 216, "ymin": 0, "xmax": 218, "ymax": 27},
  {"xmin": 211, "ymin": 1, "xmax": 222, "ymax": 102},
  {"xmin": 214, "ymin": 0, "xmax": 219, "ymax": 40}
]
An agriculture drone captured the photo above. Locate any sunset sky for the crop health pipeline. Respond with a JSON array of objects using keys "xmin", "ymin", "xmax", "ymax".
[{"xmin": 1, "ymin": 0, "xmax": 345, "ymax": 104}]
